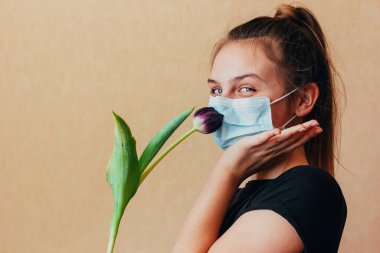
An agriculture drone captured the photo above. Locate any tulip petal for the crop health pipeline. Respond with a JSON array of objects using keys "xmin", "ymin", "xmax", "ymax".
[
  {"xmin": 192, "ymin": 107, "xmax": 224, "ymax": 134},
  {"xmin": 138, "ymin": 107, "xmax": 194, "ymax": 175}
]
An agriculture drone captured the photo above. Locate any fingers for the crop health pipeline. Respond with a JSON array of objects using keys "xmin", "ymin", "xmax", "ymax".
[
  {"xmin": 281, "ymin": 119, "xmax": 319, "ymax": 136},
  {"xmin": 263, "ymin": 120, "xmax": 318, "ymax": 146},
  {"xmin": 239, "ymin": 119, "xmax": 320, "ymax": 150},
  {"xmin": 281, "ymin": 126, "xmax": 323, "ymax": 154},
  {"xmin": 261, "ymin": 120, "xmax": 320, "ymax": 153},
  {"xmin": 270, "ymin": 125, "xmax": 320, "ymax": 152}
]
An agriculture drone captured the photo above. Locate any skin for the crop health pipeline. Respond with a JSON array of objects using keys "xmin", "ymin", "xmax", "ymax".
[{"xmin": 170, "ymin": 41, "xmax": 322, "ymax": 253}]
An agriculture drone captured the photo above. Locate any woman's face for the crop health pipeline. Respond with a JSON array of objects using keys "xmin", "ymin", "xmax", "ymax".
[{"xmin": 208, "ymin": 41, "xmax": 295, "ymax": 128}]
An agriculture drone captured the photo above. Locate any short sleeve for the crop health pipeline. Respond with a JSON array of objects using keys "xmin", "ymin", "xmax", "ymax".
[{"xmin": 238, "ymin": 166, "xmax": 347, "ymax": 253}]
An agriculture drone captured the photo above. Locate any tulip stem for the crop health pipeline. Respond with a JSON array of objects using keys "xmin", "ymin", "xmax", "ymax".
[
  {"xmin": 107, "ymin": 236, "xmax": 116, "ymax": 253},
  {"xmin": 139, "ymin": 127, "xmax": 197, "ymax": 186}
]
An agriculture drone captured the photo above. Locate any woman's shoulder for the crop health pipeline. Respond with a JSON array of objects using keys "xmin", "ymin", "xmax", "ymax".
[
  {"xmin": 278, "ymin": 164, "xmax": 335, "ymax": 180},
  {"xmin": 273, "ymin": 165, "xmax": 343, "ymax": 193},
  {"xmin": 243, "ymin": 164, "xmax": 347, "ymax": 227},
  {"xmin": 263, "ymin": 165, "xmax": 346, "ymax": 204},
  {"xmin": 244, "ymin": 165, "xmax": 345, "ymax": 199},
  {"xmin": 242, "ymin": 165, "xmax": 347, "ymax": 251},
  {"xmin": 246, "ymin": 165, "xmax": 340, "ymax": 188}
]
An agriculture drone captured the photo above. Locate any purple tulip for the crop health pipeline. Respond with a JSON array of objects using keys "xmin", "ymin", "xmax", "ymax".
[{"xmin": 192, "ymin": 107, "xmax": 224, "ymax": 134}]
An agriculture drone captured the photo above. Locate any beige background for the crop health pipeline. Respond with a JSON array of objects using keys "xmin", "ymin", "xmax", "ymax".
[{"xmin": 1, "ymin": 0, "xmax": 379, "ymax": 252}]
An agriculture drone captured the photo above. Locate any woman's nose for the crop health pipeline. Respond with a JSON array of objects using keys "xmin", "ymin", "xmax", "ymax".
[{"xmin": 221, "ymin": 90, "xmax": 237, "ymax": 99}]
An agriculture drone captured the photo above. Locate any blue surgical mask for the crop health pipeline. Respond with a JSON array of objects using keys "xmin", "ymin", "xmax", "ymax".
[{"xmin": 207, "ymin": 87, "xmax": 300, "ymax": 149}]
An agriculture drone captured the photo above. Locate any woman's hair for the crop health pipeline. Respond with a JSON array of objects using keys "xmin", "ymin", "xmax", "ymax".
[{"xmin": 209, "ymin": 3, "xmax": 346, "ymax": 177}]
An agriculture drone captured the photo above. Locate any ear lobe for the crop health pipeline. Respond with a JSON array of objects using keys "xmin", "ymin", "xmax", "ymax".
[{"xmin": 295, "ymin": 82, "xmax": 319, "ymax": 117}]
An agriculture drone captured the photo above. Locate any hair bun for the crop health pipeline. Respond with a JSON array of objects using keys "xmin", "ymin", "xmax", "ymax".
[
  {"xmin": 275, "ymin": 4, "xmax": 314, "ymax": 25},
  {"xmin": 274, "ymin": 4, "xmax": 326, "ymax": 52},
  {"xmin": 274, "ymin": 4, "xmax": 297, "ymax": 19},
  {"xmin": 276, "ymin": 4, "xmax": 315, "ymax": 26}
]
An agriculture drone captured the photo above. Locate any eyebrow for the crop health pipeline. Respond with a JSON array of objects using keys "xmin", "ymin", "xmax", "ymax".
[{"xmin": 207, "ymin": 73, "xmax": 265, "ymax": 85}]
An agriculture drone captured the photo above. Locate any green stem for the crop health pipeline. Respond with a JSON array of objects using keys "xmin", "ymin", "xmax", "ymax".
[
  {"xmin": 107, "ymin": 236, "xmax": 116, "ymax": 253},
  {"xmin": 107, "ymin": 208, "xmax": 122, "ymax": 253},
  {"xmin": 139, "ymin": 127, "xmax": 197, "ymax": 186}
]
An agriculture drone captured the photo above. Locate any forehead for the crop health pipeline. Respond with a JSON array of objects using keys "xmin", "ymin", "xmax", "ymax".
[{"xmin": 210, "ymin": 41, "xmax": 281, "ymax": 87}]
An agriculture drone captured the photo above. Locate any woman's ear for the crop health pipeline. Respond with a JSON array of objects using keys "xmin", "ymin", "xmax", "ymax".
[{"xmin": 295, "ymin": 82, "xmax": 319, "ymax": 117}]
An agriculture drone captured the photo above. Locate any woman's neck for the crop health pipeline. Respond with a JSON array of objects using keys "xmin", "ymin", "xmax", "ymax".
[{"xmin": 249, "ymin": 146, "xmax": 309, "ymax": 181}]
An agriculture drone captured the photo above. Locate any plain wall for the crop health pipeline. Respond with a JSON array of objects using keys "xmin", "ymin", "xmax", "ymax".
[{"xmin": 1, "ymin": 0, "xmax": 379, "ymax": 252}]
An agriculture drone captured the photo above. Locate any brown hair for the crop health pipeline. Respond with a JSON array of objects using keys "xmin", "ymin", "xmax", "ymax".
[{"xmin": 209, "ymin": 3, "xmax": 347, "ymax": 177}]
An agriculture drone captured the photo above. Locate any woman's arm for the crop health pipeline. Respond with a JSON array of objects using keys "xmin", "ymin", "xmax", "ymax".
[
  {"xmin": 170, "ymin": 164, "xmax": 240, "ymax": 253},
  {"xmin": 170, "ymin": 120, "xmax": 321, "ymax": 253},
  {"xmin": 169, "ymin": 128, "xmax": 283, "ymax": 253}
]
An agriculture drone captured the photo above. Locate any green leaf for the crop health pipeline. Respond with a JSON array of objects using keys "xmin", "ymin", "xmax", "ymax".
[
  {"xmin": 106, "ymin": 111, "xmax": 140, "ymax": 252},
  {"xmin": 138, "ymin": 107, "xmax": 194, "ymax": 175}
]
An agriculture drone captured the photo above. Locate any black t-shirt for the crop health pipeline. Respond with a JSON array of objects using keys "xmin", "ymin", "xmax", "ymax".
[{"xmin": 218, "ymin": 165, "xmax": 347, "ymax": 253}]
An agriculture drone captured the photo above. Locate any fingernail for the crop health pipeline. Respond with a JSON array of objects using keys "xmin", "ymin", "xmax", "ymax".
[
  {"xmin": 315, "ymin": 128, "xmax": 323, "ymax": 134},
  {"xmin": 311, "ymin": 121, "xmax": 319, "ymax": 127}
]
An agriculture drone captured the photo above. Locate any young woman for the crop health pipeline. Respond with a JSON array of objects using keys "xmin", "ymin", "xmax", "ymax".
[{"xmin": 171, "ymin": 4, "xmax": 347, "ymax": 253}]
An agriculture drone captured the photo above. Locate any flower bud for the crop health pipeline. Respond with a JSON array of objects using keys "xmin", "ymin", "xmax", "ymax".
[{"xmin": 193, "ymin": 107, "xmax": 224, "ymax": 134}]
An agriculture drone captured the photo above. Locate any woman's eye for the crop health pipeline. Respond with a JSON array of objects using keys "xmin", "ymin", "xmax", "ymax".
[
  {"xmin": 211, "ymin": 88, "xmax": 222, "ymax": 94},
  {"xmin": 240, "ymin": 87, "xmax": 255, "ymax": 92}
]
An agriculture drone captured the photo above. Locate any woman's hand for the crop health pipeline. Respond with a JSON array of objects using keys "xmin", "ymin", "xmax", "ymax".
[{"xmin": 213, "ymin": 119, "xmax": 323, "ymax": 185}]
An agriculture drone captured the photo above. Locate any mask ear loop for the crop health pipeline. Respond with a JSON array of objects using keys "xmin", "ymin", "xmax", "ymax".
[
  {"xmin": 270, "ymin": 87, "xmax": 300, "ymax": 130},
  {"xmin": 270, "ymin": 86, "xmax": 300, "ymax": 105},
  {"xmin": 278, "ymin": 114, "xmax": 297, "ymax": 130}
]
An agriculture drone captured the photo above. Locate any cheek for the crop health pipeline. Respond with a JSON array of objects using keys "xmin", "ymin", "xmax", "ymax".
[{"xmin": 270, "ymin": 102, "xmax": 293, "ymax": 127}]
